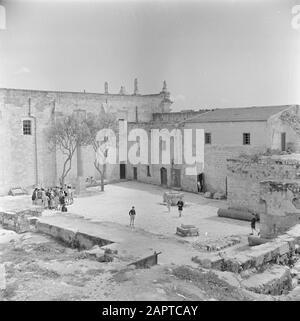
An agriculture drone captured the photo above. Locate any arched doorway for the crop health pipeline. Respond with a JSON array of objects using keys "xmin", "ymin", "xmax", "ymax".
[{"xmin": 160, "ymin": 167, "xmax": 167, "ymax": 186}]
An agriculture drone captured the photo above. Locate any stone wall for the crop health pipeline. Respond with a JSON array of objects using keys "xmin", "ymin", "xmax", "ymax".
[
  {"xmin": 125, "ymin": 120, "xmax": 267, "ymax": 194},
  {"xmin": 227, "ymin": 155, "xmax": 300, "ymax": 214},
  {"xmin": 267, "ymin": 105, "xmax": 300, "ymax": 152},
  {"xmin": 259, "ymin": 180, "xmax": 300, "ymax": 238},
  {"xmin": 0, "ymin": 88, "xmax": 171, "ymax": 194}
]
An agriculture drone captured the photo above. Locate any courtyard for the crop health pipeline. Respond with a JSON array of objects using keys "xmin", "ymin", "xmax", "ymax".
[{"xmin": 0, "ymin": 181, "xmax": 251, "ymax": 244}]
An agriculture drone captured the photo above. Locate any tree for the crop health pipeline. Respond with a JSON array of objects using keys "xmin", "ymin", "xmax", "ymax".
[
  {"xmin": 85, "ymin": 111, "xmax": 118, "ymax": 191},
  {"xmin": 46, "ymin": 113, "xmax": 90, "ymax": 186}
]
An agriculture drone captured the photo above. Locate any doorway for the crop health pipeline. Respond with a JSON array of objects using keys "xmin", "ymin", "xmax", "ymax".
[
  {"xmin": 281, "ymin": 132, "xmax": 286, "ymax": 152},
  {"xmin": 160, "ymin": 167, "xmax": 167, "ymax": 186},
  {"xmin": 120, "ymin": 164, "xmax": 126, "ymax": 179},
  {"xmin": 133, "ymin": 167, "xmax": 138, "ymax": 180}
]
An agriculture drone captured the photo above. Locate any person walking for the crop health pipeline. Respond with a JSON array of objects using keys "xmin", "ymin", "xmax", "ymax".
[
  {"xmin": 250, "ymin": 214, "xmax": 259, "ymax": 235},
  {"xmin": 177, "ymin": 199, "xmax": 184, "ymax": 217},
  {"xmin": 31, "ymin": 188, "xmax": 38, "ymax": 205},
  {"xmin": 129, "ymin": 206, "xmax": 136, "ymax": 228},
  {"xmin": 166, "ymin": 199, "xmax": 171, "ymax": 213}
]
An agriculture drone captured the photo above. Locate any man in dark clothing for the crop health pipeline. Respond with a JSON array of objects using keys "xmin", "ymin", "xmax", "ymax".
[
  {"xmin": 129, "ymin": 206, "xmax": 136, "ymax": 228},
  {"xmin": 61, "ymin": 204, "xmax": 68, "ymax": 212},
  {"xmin": 177, "ymin": 200, "xmax": 184, "ymax": 217},
  {"xmin": 59, "ymin": 191, "xmax": 65, "ymax": 209},
  {"xmin": 32, "ymin": 188, "xmax": 37, "ymax": 205},
  {"xmin": 250, "ymin": 214, "xmax": 259, "ymax": 235}
]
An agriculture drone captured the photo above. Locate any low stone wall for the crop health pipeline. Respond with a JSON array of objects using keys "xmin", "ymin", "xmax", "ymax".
[
  {"xmin": 193, "ymin": 224, "xmax": 300, "ymax": 273},
  {"xmin": 36, "ymin": 221, "xmax": 114, "ymax": 250},
  {"xmin": 0, "ymin": 207, "xmax": 43, "ymax": 233},
  {"xmin": 241, "ymin": 265, "xmax": 292, "ymax": 295},
  {"xmin": 0, "ymin": 211, "xmax": 29, "ymax": 233}
]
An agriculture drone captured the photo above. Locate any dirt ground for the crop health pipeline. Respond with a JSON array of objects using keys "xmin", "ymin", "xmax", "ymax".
[{"xmin": 0, "ymin": 230, "xmax": 257, "ymax": 301}]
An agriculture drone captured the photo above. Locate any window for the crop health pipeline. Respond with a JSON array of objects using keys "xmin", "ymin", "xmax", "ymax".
[
  {"xmin": 23, "ymin": 120, "xmax": 32, "ymax": 135},
  {"xmin": 147, "ymin": 165, "xmax": 151, "ymax": 177},
  {"xmin": 243, "ymin": 133, "xmax": 250, "ymax": 145},
  {"xmin": 205, "ymin": 132, "xmax": 211, "ymax": 144}
]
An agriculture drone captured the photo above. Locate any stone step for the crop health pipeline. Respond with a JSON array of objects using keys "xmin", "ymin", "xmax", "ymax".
[
  {"xmin": 194, "ymin": 235, "xmax": 297, "ymax": 273},
  {"xmin": 241, "ymin": 265, "xmax": 292, "ymax": 295}
]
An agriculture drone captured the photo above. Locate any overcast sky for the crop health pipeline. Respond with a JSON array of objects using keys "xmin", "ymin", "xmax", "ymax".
[{"xmin": 0, "ymin": 0, "xmax": 299, "ymax": 110}]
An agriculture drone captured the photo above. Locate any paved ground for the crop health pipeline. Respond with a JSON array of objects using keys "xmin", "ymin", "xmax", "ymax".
[
  {"xmin": 0, "ymin": 181, "xmax": 253, "ymax": 243},
  {"xmin": 67, "ymin": 181, "xmax": 251, "ymax": 242}
]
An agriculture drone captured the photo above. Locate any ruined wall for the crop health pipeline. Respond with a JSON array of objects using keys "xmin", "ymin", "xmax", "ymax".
[
  {"xmin": 259, "ymin": 180, "xmax": 300, "ymax": 238},
  {"xmin": 0, "ymin": 88, "xmax": 171, "ymax": 194},
  {"xmin": 227, "ymin": 155, "xmax": 300, "ymax": 214}
]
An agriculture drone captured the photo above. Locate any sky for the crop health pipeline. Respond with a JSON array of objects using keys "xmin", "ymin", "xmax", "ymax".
[{"xmin": 0, "ymin": 0, "xmax": 300, "ymax": 111}]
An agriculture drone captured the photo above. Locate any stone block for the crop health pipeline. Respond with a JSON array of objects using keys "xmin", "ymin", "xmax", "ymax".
[
  {"xmin": 163, "ymin": 191, "xmax": 184, "ymax": 205},
  {"xmin": 1, "ymin": 211, "xmax": 30, "ymax": 233},
  {"xmin": 241, "ymin": 265, "xmax": 291, "ymax": 295},
  {"xmin": 176, "ymin": 225, "xmax": 199, "ymax": 237},
  {"xmin": 27, "ymin": 217, "xmax": 39, "ymax": 226},
  {"xmin": 248, "ymin": 236, "xmax": 269, "ymax": 246},
  {"xmin": 85, "ymin": 246, "xmax": 106, "ymax": 260},
  {"xmin": 210, "ymin": 255, "xmax": 224, "ymax": 270},
  {"xmin": 192, "ymin": 257, "xmax": 212, "ymax": 269},
  {"xmin": 278, "ymin": 242, "xmax": 290, "ymax": 256},
  {"xmin": 213, "ymin": 192, "xmax": 226, "ymax": 200},
  {"xmin": 204, "ymin": 192, "xmax": 212, "ymax": 199}
]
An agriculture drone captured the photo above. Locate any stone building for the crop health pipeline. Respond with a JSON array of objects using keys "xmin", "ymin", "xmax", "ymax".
[
  {"xmin": 1, "ymin": 78, "xmax": 299, "ymax": 199},
  {"xmin": 0, "ymin": 80, "xmax": 173, "ymax": 195},
  {"xmin": 126, "ymin": 105, "xmax": 300, "ymax": 194}
]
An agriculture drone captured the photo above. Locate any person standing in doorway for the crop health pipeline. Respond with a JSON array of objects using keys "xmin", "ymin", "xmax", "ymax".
[
  {"xmin": 197, "ymin": 173, "xmax": 204, "ymax": 193},
  {"xmin": 177, "ymin": 199, "xmax": 184, "ymax": 217},
  {"xmin": 129, "ymin": 206, "xmax": 136, "ymax": 228}
]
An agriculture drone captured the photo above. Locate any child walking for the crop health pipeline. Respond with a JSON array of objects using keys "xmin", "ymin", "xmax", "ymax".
[{"xmin": 129, "ymin": 206, "xmax": 136, "ymax": 228}]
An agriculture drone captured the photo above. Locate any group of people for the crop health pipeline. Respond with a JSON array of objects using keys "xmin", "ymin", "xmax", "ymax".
[{"xmin": 31, "ymin": 185, "xmax": 73, "ymax": 212}]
